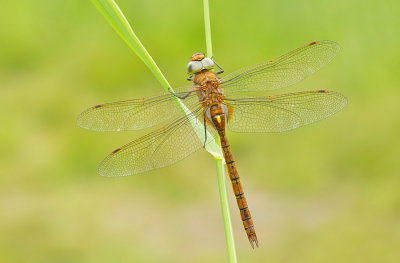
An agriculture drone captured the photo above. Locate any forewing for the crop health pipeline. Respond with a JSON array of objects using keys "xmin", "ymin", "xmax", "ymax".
[
  {"xmin": 221, "ymin": 41, "xmax": 340, "ymax": 93},
  {"xmin": 98, "ymin": 109, "xmax": 217, "ymax": 177},
  {"xmin": 225, "ymin": 90, "xmax": 347, "ymax": 133},
  {"xmin": 77, "ymin": 87, "xmax": 199, "ymax": 131}
]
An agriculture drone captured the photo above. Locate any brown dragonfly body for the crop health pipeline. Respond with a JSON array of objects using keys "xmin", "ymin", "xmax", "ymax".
[
  {"xmin": 78, "ymin": 40, "xmax": 347, "ymax": 248},
  {"xmin": 193, "ymin": 64, "xmax": 258, "ymax": 246}
]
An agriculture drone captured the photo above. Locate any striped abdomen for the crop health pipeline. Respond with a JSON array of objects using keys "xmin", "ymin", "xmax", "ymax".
[{"xmin": 207, "ymin": 103, "xmax": 258, "ymax": 248}]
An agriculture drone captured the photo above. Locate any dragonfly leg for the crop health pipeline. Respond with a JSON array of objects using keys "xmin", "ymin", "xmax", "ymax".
[
  {"xmin": 211, "ymin": 55, "xmax": 224, "ymax": 74},
  {"xmin": 168, "ymin": 88, "xmax": 195, "ymax": 100},
  {"xmin": 203, "ymin": 117, "xmax": 207, "ymax": 148}
]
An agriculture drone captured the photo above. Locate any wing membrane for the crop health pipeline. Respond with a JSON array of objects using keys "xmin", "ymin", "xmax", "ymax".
[
  {"xmin": 98, "ymin": 109, "xmax": 217, "ymax": 177},
  {"xmin": 77, "ymin": 87, "xmax": 200, "ymax": 131},
  {"xmin": 225, "ymin": 90, "xmax": 347, "ymax": 133},
  {"xmin": 221, "ymin": 41, "xmax": 340, "ymax": 93}
]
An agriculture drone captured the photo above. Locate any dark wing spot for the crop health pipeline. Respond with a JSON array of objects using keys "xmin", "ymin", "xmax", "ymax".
[
  {"xmin": 93, "ymin": 104, "xmax": 103, "ymax": 109},
  {"xmin": 308, "ymin": 41, "xmax": 319, "ymax": 46},
  {"xmin": 111, "ymin": 148, "xmax": 121, "ymax": 155},
  {"xmin": 316, "ymin": 90, "xmax": 328, "ymax": 93}
]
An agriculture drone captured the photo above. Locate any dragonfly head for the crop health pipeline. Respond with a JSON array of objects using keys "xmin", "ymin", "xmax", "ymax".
[{"xmin": 187, "ymin": 53, "xmax": 215, "ymax": 74}]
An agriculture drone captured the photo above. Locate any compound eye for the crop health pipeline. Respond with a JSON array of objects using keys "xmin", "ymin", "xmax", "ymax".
[
  {"xmin": 201, "ymin": 57, "xmax": 214, "ymax": 69},
  {"xmin": 187, "ymin": 61, "xmax": 203, "ymax": 74}
]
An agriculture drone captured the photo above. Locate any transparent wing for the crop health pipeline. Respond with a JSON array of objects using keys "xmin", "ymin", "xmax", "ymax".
[
  {"xmin": 98, "ymin": 108, "xmax": 217, "ymax": 177},
  {"xmin": 221, "ymin": 40, "xmax": 340, "ymax": 93},
  {"xmin": 77, "ymin": 87, "xmax": 200, "ymax": 131},
  {"xmin": 225, "ymin": 90, "xmax": 347, "ymax": 133}
]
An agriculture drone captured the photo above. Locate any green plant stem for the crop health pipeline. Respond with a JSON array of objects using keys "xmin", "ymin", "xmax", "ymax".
[
  {"xmin": 91, "ymin": 0, "xmax": 171, "ymax": 92},
  {"xmin": 215, "ymin": 158, "xmax": 237, "ymax": 262},
  {"xmin": 203, "ymin": 0, "xmax": 237, "ymax": 261},
  {"xmin": 203, "ymin": 0, "xmax": 213, "ymax": 58}
]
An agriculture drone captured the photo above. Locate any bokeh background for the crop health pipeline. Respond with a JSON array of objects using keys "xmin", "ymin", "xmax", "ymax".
[{"xmin": 1, "ymin": 0, "xmax": 399, "ymax": 262}]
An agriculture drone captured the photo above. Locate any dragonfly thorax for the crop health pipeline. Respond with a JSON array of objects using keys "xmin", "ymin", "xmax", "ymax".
[{"xmin": 193, "ymin": 70, "xmax": 224, "ymax": 106}]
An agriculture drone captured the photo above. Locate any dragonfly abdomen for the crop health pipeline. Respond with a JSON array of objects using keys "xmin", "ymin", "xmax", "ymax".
[
  {"xmin": 219, "ymin": 130, "xmax": 258, "ymax": 248},
  {"xmin": 209, "ymin": 104, "xmax": 258, "ymax": 248}
]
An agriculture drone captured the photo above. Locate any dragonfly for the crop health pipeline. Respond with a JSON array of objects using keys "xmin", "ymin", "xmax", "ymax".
[{"xmin": 77, "ymin": 40, "xmax": 347, "ymax": 248}]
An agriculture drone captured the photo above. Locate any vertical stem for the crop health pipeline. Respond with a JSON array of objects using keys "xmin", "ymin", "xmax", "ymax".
[
  {"xmin": 203, "ymin": 0, "xmax": 213, "ymax": 58},
  {"xmin": 215, "ymin": 158, "xmax": 237, "ymax": 263},
  {"xmin": 203, "ymin": 0, "xmax": 237, "ymax": 261}
]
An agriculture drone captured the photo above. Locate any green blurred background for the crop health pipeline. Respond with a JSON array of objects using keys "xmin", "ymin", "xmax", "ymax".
[{"xmin": 1, "ymin": 0, "xmax": 399, "ymax": 262}]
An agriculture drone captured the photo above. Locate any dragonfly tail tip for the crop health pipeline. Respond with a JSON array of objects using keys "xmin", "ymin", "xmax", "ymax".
[{"xmin": 248, "ymin": 233, "xmax": 259, "ymax": 249}]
